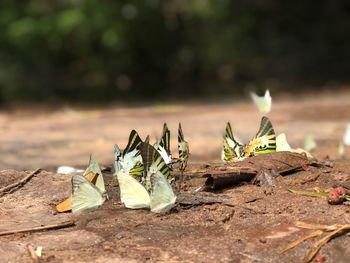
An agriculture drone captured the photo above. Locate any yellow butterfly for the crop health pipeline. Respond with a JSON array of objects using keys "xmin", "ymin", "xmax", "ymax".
[
  {"xmin": 71, "ymin": 174, "xmax": 107, "ymax": 213},
  {"xmin": 56, "ymin": 155, "xmax": 106, "ymax": 212}
]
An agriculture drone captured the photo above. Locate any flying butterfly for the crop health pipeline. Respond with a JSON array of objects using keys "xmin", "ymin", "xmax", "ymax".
[
  {"xmin": 343, "ymin": 124, "xmax": 350, "ymax": 146},
  {"xmin": 114, "ymin": 130, "xmax": 144, "ymax": 179},
  {"xmin": 56, "ymin": 155, "xmax": 106, "ymax": 213},
  {"xmin": 244, "ymin": 116, "xmax": 276, "ymax": 157},
  {"xmin": 155, "ymin": 123, "xmax": 172, "ymax": 166},
  {"xmin": 304, "ymin": 133, "xmax": 317, "ymax": 152},
  {"xmin": 178, "ymin": 123, "xmax": 189, "ymax": 174},
  {"xmin": 116, "ymin": 141, "xmax": 176, "ymax": 213},
  {"xmin": 221, "ymin": 122, "xmax": 245, "ymax": 162},
  {"xmin": 250, "ymin": 89, "xmax": 272, "ymax": 114}
]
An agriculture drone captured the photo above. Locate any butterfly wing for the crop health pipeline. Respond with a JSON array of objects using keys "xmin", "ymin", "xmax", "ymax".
[
  {"xmin": 245, "ymin": 116, "xmax": 276, "ymax": 157},
  {"xmin": 116, "ymin": 170, "xmax": 150, "ymax": 209},
  {"xmin": 158, "ymin": 123, "xmax": 172, "ymax": 164},
  {"xmin": 276, "ymin": 133, "xmax": 292, "ymax": 152},
  {"xmin": 123, "ymin": 130, "xmax": 143, "ymax": 157},
  {"xmin": 114, "ymin": 144, "xmax": 123, "ymax": 175},
  {"xmin": 221, "ymin": 122, "xmax": 245, "ymax": 162},
  {"xmin": 141, "ymin": 141, "xmax": 171, "ymax": 187},
  {"xmin": 250, "ymin": 89, "xmax": 272, "ymax": 113},
  {"xmin": 83, "ymin": 155, "xmax": 105, "ymax": 194},
  {"xmin": 178, "ymin": 123, "xmax": 189, "ymax": 172},
  {"xmin": 121, "ymin": 130, "xmax": 144, "ymax": 177},
  {"xmin": 56, "ymin": 196, "xmax": 72, "ymax": 212},
  {"xmin": 150, "ymin": 171, "xmax": 176, "ymax": 214},
  {"xmin": 71, "ymin": 175, "xmax": 106, "ymax": 213}
]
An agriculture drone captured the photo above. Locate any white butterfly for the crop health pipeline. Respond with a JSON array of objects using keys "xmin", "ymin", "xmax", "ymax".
[
  {"xmin": 57, "ymin": 166, "xmax": 84, "ymax": 174},
  {"xmin": 250, "ymin": 89, "xmax": 272, "ymax": 114},
  {"xmin": 276, "ymin": 133, "xmax": 313, "ymax": 159},
  {"xmin": 343, "ymin": 124, "xmax": 350, "ymax": 146},
  {"xmin": 116, "ymin": 169, "xmax": 151, "ymax": 209},
  {"xmin": 71, "ymin": 175, "xmax": 107, "ymax": 213}
]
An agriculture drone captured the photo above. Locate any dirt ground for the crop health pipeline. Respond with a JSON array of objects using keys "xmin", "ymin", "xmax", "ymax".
[{"xmin": 1, "ymin": 90, "xmax": 350, "ymax": 262}]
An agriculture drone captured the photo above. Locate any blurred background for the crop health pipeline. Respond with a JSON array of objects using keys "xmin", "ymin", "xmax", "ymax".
[
  {"xmin": 0, "ymin": 0, "xmax": 350, "ymax": 104},
  {"xmin": 1, "ymin": 0, "xmax": 350, "ymax": 170}
]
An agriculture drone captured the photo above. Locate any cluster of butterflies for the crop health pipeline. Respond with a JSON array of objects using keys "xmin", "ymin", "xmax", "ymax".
[
  {"xmin": 221, "ymin": 115, "xmax": 316, "ymax": 162},
  {"xmin": 56, "ymin": 87, "xmax": 323, "ymax": 215},
  {"xmin": 56, "ymin": 123, "xmax": 190, "ymax": 214}
]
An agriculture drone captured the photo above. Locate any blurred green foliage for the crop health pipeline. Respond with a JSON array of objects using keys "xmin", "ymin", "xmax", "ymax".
[{"xmin": 0, "ymin": 0, "xmax": 349, "ymax": 103}]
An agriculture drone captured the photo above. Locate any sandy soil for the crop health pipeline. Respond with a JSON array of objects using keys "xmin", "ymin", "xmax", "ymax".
[{"xmin": 1, "ymin": 90, "xmax": 350, "ymax": 262}]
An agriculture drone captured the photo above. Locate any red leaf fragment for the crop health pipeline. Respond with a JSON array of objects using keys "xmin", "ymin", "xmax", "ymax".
[
  {"xmin": 302, "ymin": 164, "xmax": 310, "ymax": 171},
  {"xmin": 315, "ymin": 253, "xmax": 326, "ymax": 263}
]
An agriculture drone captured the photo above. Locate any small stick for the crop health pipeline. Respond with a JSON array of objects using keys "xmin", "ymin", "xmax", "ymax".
[
  {"xmin": 0, "ymin": 168, "xmax": 42, "ymax": 197},
  {"xmin": 0, "ymin": 220, "xmax": 75, "ymax": 237}
]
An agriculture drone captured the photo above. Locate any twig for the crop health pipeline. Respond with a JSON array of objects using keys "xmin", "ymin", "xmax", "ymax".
[
  {"xmin": 0, "ymin": 220, "xmax": 75, "ymax": 237},
  {"xmin": 0, "ymin": 168, "xmax": 42, "ymax": 197}
]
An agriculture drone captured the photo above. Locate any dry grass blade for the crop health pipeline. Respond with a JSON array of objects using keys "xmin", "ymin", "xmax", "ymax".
[
  {"xmin": 295, "ymin": 221, "xmax": 339, "ymax": 231},
  {"xmin": 289, "ymin": 189, "xmax": 328, "ymax": 199},
  {"xmin": 303, "ymin": 224, "xmax": 350, "ymax": 263},
  {"xmin": 280, "ymin": 229, "xmax": 324, "ymax": 254}
]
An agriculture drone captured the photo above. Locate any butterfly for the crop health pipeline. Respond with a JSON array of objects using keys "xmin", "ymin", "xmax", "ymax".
[
  {"xmin": 71, "ymin": 174, "xmax": 108, "ymax": 213},
  {"xmin": 276, "ymin": 133, "xmax": 313, "ymax": 159},
  {"xmin": 114, "ymin": 130, "xmax": 144, "ymax": 178},
  {"xmin": 304, "ymin": 133, "xmax": 317, "ymax": 152},
  {"xmin": 343, "ymin": 124, "xmax": 350, "ymax": 146},
  {"xmin": 116, "ymin": 141, "xmax": 176, "ymax": 213},
  {"xmin": 56, "ymin": 155, "xmax": 107, "ymax": 212},
  {"xmin": 244, "ymin": 116, "xmax": 276, "ymax": 157},
  {"xmin": 155, "ymin": 123, "xmax": 172, "ymax": 166},
  {"xmin": 221, "ymin": 122, "xmax": 245, "ymax": 162},
  {"xmin": 250, "ymin": 89, "xmax": 272, "ymax": 113},
  {"xmin": 178, "ymin": 123, "xmax": 189, "ymax": 173}
]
